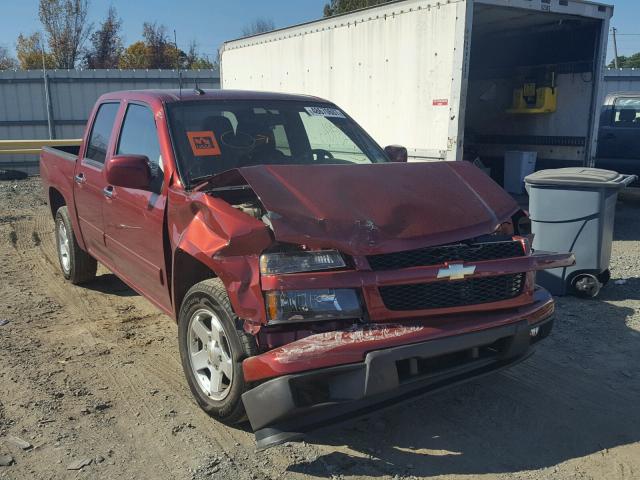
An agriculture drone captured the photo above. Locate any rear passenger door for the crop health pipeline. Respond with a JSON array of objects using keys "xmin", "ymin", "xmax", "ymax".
[
  {"xmin": 74, "ymin": 102, "xmax": 120, "ymax": 261},
  {"xmin": 102, "ymin": 102, "xmax": 170, "ymax": 311}
]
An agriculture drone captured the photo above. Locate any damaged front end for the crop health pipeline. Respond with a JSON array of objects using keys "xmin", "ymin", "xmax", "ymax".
[
  {"xmin": 243, "ymin": 288, "xmax": 556, "ymax": 449},
  {"xmin": 169, "ymin": 161, "xmax": 574, "ymax": 448}
]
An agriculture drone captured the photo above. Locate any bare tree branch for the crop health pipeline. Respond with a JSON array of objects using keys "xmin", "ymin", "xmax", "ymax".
[{"xmin": 39, "ymin": 0, "xmax": 92, "ymax": 68}]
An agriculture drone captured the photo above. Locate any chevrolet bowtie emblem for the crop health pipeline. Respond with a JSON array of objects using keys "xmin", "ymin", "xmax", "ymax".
[{"xmin": 437, "ymin": 263, "xmax": 477, "ymax": 281}]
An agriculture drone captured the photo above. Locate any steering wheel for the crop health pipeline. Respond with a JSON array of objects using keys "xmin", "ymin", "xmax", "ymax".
[{"xmin": 311, "ymin": 149, "xmax": 335, "ymax": 162}]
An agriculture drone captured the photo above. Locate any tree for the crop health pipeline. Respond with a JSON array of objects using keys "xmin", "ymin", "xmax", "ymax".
[
  {"xmin": 39, "ymin": 0, "xmax": 92, "ymax": 68},
  {"xmin": 117, "ymin": 25, "xmax": 213, "ymax": 70},
  {"xmin": 241, "ymin": 18, "xmax": 276, "ymax": 37},
  {"xmin": 142, "ymin": 22, "xmax": 175, "ymax": 69},
  {"xmin": 16, "ymin": 32, "xmax": 56, "ymax": 69},
  {"xmin": 323, "ymin": 0, "xmax": 392, "ymax": 16},
  {"xmin": 608, "ymin": 53, "xmax": 640, "ymax": 69},
  {"xmin": 118, "ymin": 41, "xmax": 149, "ymax": 69},
  {"xmin": 189, "ymin": 55, "xmax": 214, "ymax": 70},
  {"xmin": 184, "ymin": 41, "xmax": 214, "ymax": 69},
  {"xmin": 0, "ymin": 45, "xmax": 17, "ymax": 70},
  {"xmin": 85, "ymin": 6, "xmax": 123, "ymax": 68}
]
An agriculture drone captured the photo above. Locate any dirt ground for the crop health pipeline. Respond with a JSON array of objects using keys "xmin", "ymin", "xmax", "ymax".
[{"xmin": 0, "ymin": 177, "xmax": 639, "ymax": 480}]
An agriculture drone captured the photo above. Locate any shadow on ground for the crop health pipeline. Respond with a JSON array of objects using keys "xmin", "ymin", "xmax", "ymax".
[
  {"xmin": 84, "ymin": 273, "xmax": 138, "ymax": 297},
  {"xmin": 287, "ymin": 293, "xmax": 639, "ymax": 477}
]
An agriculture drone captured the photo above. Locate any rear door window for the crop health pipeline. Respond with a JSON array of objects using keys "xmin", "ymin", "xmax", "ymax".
[{"xmin": 85, "ymin": 102, "xmax": 120, "ymax": 164}]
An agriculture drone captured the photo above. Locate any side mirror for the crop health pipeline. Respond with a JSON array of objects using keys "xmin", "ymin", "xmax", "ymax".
[
  {"xmin": 384, "ymin": 145, "xmax": 408, "ymax": 163},
  {"xmin": 105, "ymin": 155, "xmax": 151, "ymax": 190}
]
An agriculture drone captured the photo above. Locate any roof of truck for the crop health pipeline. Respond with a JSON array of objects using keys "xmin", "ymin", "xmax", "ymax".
[{"xmin": 98, "ymin": 89, "xmax": 329, "ymax": 104}]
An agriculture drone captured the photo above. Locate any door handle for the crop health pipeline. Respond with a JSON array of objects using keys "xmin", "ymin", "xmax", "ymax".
[
  {"xmin": 103, "ymin": 186, "xmax": 114, "ymax": 199},
  {"xmin": 74, "ymin": 173, "xmax": 86, "ymax": 184}
]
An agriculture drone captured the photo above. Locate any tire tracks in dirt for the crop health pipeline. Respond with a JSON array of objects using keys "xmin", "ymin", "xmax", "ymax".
[{"xmin": 7, "ymin": 206, "xmax": 289, "ymax": 479}]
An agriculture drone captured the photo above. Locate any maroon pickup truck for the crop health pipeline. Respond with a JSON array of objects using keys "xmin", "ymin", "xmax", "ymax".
[{"xmin": 40, "ymin": 89, "xmax": 574, "ymax": 448}]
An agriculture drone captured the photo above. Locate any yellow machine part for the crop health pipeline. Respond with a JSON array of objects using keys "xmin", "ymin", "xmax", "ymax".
[{"xmin": 507, "ymin": 86, "xmax": 557, "ymax": 114}]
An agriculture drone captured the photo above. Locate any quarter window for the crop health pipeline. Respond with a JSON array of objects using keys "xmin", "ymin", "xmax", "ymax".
[{"xmin": 85, "ymin": 103, "xmax": 119, "ymax": 164}]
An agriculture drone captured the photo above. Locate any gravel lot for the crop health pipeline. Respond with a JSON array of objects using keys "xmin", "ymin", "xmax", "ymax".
[{"xmin": 0, "ymin": 177, "xmax": 639, "ymax": 480}]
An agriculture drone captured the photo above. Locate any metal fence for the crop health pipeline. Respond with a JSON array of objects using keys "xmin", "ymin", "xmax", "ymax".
[
  {"xmin": 0, "ymin": 67, "xmax": 637, "ymax": 175},
  {"xmin": 603, "ymin": 68, "xmax": 640, "ymax": 97},
  {"xmin": 0, "ymin": 69, "xmax": 220, "ymax": 174}
]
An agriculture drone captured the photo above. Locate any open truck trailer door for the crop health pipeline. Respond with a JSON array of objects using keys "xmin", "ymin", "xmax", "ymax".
[{"xmin": 463, "ymin": 0, "xmax": 613, "ymax": 183}]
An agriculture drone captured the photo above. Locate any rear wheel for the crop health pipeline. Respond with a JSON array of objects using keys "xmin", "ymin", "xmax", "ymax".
[
  {"xmin": 178, "ymin": 278, "xmax": 258, "ymax": 424},
  {"xmin": 55, "ymin": 206, "xmax": 97, "ymax": 284}
]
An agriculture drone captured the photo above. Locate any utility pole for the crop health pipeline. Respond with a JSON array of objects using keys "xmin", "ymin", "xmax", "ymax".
[
  {"xmin": 612, "ymin": 27, "xmax": 620, "ymax": 69},
  {"xmin": 174, "ymin": 30, "xmax": 183, "ymax": 98},
  {"xmin": 41, "ymin": 42, "xmax": 55, "ymax": 140}
]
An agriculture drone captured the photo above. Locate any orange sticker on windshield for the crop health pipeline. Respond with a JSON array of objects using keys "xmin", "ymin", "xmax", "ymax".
[{"xmin": 187, "ymin": 131, "xmax": 221, "ymax": 157}]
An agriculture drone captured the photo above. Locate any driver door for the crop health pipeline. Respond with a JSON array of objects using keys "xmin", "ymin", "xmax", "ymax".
[{"xmin": 102, "ymin": 102, "xmax": 171, "ymax": 311}]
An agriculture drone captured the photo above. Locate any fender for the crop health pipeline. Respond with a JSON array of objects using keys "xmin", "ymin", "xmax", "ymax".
[{"xmin": 168, "ymin": 187, "xmax": 273, "ymax": 334}]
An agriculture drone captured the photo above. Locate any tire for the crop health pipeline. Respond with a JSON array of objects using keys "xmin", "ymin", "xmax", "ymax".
[
  {"xmin": 178, "ymin": 278, "xmax": 258, "ymax": 424},
  {"xmin": 597, "ymin": 269, "xmax": 611, "ymax": 287},
  {"xmin": 571, "ymin": 273, "xmax": 602, "ymax": 298},
  {"xmin": 55, "ymin": 206, "xmax": 97, "ymax": 285}
]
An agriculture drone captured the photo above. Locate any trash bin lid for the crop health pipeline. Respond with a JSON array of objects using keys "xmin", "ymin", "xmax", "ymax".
[{"xmin": 525, "ymin": 168, "xmax": 631, "ymax": 188}]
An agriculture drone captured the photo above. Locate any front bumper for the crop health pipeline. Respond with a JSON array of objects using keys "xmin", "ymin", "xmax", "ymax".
[{"xmin": 242, "ymin": 289, "xmax": 555, "ymax": 449}]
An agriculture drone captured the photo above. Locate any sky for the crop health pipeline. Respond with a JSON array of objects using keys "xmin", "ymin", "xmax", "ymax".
[
  {"xmin": 0, "ymin": 0, "xmax": 638, "ymax": 64},
  {"xmin": 0, "ymin": 0, "xmax": 327, "ymax": 62}
]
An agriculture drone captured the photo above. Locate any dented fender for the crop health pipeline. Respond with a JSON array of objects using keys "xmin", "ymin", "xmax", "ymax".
[{"xmin": 167, "ymin": 187, "xmax": 273, "ymax": 333}]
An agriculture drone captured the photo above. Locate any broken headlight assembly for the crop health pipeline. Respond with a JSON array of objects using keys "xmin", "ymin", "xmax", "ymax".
[
  {"xmin": 265, "ymin": 289, "xmax": 363, "ymax": 323},
  {"xmin": 259, "ymin": 249, "xmax": 346, "ymax": 275},
  {"xmin": 493, "ymin": 210, "xmax": 532, "ymax": 237},
  {"xmin": 514, "ymin": 210, "xmax": 532, "ymax": 236}
]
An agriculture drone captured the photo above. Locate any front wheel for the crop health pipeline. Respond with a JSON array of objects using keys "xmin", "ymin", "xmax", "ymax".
[{"xmin": 178, "ymin": 278, "xmax": 258, "ymax": 424}]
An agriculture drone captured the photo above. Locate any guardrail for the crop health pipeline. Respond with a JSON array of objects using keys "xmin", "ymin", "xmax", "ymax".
[{"xmin": 0, "ymin": 139, "xmax": 82, "ymax": 155}]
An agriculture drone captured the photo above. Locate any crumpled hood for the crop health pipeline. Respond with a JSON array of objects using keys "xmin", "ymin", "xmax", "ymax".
[{"xmin": 211, "ymin": 162, "xmax": 519, "ymax": 255}]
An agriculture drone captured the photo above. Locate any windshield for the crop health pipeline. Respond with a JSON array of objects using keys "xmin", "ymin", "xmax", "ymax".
[{"xmin": 166, "ymin": 100, "xmax": 389, "ymax": 186}]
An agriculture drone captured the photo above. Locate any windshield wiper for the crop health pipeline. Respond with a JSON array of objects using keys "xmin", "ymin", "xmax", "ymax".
[{"xmin": 189, "ymin": 174, "xmax": 220, "ymax": 189}]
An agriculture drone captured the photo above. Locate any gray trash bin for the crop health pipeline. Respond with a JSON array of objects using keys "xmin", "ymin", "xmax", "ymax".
[{"xmin": 525, "ymin": 168, "xmax": 637, "ymax": 297}]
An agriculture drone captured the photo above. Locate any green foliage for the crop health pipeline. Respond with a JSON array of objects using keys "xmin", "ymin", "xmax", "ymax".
[
  {"xmin": 608, "ymin": 53, "xmax": 640, "ymax": 69},
  {"xmin": 323, "ymin": 0, "xmax": 393, "ymax": 16}
]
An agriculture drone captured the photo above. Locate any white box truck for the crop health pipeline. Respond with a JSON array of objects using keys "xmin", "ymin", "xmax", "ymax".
[{"xmin": 220, "ymin": 0, "xmax": 613, "ymax": 181}]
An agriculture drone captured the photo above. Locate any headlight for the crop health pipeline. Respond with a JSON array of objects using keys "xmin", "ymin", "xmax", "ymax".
[
  {"xmin": 265, "ymin": 289, "xmax": 362, "ymax": 323},
  {"xmin": 260, "ymin": 250, "xmax": 346, "ymax": 275}
]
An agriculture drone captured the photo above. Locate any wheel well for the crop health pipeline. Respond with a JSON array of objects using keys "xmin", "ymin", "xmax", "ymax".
[
  {"xmin": 49, "ymin": 188, "xmax": 66, "ymax": 218},
  {"xmin": 173, "ymin": 249, "xmax": 218, "ymax": 319}
]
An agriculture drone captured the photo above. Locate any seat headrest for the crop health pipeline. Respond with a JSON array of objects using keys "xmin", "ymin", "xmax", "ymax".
[{"xmin": 618, "ymin": 108, "xmax": 637, "ymax": 123}]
